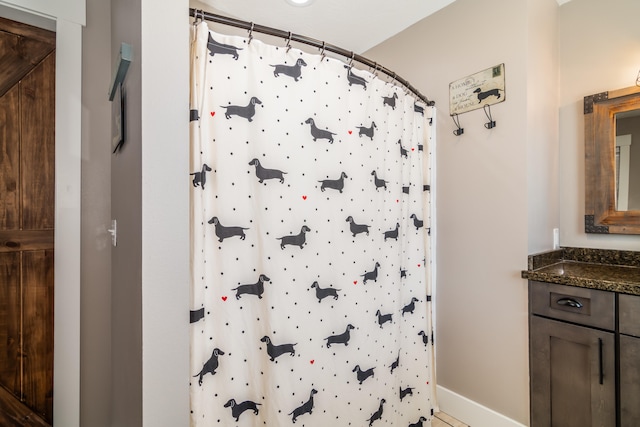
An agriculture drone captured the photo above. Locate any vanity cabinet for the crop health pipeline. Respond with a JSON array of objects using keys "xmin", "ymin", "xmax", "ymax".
[
  {"xmin": 529, "ymin": 281, "xmax": 616, "ymax": 427},
  {"xmin": 523, "ymin": 247, "xmax": 640, "ymax": 427},
  {"xmin": 619, "ymin": 294, "xmax": 640, "ymax": 425}
]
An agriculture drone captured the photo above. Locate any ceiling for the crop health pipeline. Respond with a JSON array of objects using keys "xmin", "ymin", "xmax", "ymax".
[
  {"xmin": 200, "ymin": 0, "xmax": 457, "ymax": 54},
  {"xmin": 199, "ymin": 0, "xmax": 572, "ymax": 55}
]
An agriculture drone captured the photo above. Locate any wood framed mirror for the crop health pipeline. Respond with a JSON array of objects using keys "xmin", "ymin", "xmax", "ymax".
[{"xmin": 584, "ymin": 86, "xmax": 640, "ymax": 234}]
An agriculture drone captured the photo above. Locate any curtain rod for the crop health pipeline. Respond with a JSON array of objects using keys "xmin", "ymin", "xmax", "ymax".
[{"xmin": 189, "ymin": 8, "xmax": 434, "ymax": 107}]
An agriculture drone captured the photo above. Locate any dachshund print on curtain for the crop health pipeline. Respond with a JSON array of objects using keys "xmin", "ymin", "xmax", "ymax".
[{"xmin": 190, "ymin": 21, "xmax": 436, "ymax": 427}]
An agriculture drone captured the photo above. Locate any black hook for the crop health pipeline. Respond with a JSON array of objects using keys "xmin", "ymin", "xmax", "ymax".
[
  {"xmin": 452, "ymin": 114, "xmax": 464, "ymax": 136},
  {"xmin": 483, "ymin": 104, "xmax": 496, "ymax": 129}
]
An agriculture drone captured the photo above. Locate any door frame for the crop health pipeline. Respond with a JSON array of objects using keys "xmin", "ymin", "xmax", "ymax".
[{"xmin": 0, "ymin": 3, "xmax": 83, "ymax": 426}]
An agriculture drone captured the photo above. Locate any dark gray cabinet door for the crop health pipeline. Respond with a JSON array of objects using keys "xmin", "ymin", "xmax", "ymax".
[
  {"xmin": 620, "ymin": 334, "xmax": 640, "ymax": 426},
  {"xmin": 530, "ymin": 315, "xmax": 615, "ymax": 427}
]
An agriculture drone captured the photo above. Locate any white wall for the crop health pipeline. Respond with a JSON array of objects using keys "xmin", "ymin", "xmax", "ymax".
[
  {"xmin": 366, "ymin": 0, "xmax": 560, "ymax": 424},
  {"xmin": 526, "ymin": 0, "xmax": 559, "ymax": 255},
  {"xmin": 53, "ymin": 18, "xmax": 83, "ymax": 427},
  {"xmin": 558, "ymin": 0, "xmax": 640, "ymax": 249},
  {"xmin": 140, "ymin": 0, "xmax": 190, "ymax": 425}
]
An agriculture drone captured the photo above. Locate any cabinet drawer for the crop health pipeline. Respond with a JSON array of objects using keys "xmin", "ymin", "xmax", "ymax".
[
  {"xmin": 620, "ymin": 294, "xmax": 640, "ymax": 337},
  {"xmin": 529, "ymin": 281, "xmax": 615, "ymax": 330}
]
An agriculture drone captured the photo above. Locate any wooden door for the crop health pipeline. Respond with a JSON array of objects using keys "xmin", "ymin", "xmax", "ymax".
[{"xmin": 0, "ymin": 17, "xmax": 55, "ymax": 424}]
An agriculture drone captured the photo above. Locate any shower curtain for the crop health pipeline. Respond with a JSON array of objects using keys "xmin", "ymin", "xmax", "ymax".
[{"xmin": 189, "ymin": 21, "xmax": 435, "ymax": 427}]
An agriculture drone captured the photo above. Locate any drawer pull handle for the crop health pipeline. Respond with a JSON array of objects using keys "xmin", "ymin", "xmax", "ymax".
[
  {"xmin": 599, "ymin": 338, "xmax": 604, "ymax": 385},
  {"xmin": 556, "ymin": 297, "xmax": 583, "ymax": 308}
]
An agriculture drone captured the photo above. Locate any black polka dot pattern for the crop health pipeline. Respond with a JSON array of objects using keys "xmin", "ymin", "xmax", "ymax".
[{"xmin": 189, "ymin": 23, "xmax": 435, "ymax": 426}]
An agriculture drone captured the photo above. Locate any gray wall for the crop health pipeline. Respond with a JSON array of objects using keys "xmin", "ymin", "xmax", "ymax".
[
  {"xmin": 80, "ymin": 0, "xmax": 112, "ymax": 424},
  {"xmin": 558, "ymin": 0, "xmax": 640, "ymax": 249},
  {"xmin": 366, "ymin": 0, "xmax": 559, "ymax": 424},
  {"xmin": 366, "ymin": 0, "xmax": 640, "ymax": 424},
  {"xmin": 110, "ymin": 0, "xmax": 143, "ymax": 424}
]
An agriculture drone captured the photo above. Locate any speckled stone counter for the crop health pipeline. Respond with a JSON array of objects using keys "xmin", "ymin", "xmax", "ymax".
[{"xmin": 522, "ymin": 247, "xmax": 640, "ymax": 295}]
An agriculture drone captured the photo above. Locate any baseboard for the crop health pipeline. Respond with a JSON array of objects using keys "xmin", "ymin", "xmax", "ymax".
[{"xmin": 436, "ymin": 385, "xmax": 527, "ymax": 427}]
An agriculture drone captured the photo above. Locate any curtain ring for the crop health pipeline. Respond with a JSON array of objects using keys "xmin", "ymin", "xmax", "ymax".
[
  {"xmin": 286, "ymin": 32, "xmax": 293, "ymax": 52},
  {"xmin": 319, "ymin": 41, "xmax": 326, "ymax": 59},
  {"xmin": 402, "ymin": 81, "xmax": 411, "ymax": 96},
  {"xmin": 389, "ymin": 72, "xmax": 397, "ymax": 86},
  {"xmin": 372, "ymin": 62, "xmax": 379, "ymax": 78},
  {"xmin": 248, "ymin": 22, "xmax": 254, "ymax": 44},
  {"xmin": 348, "ymin": 52, "xmax": 355, "ymax": 68}
]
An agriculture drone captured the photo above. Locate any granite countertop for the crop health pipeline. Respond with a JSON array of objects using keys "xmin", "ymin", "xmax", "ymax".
[{"xmin": 522, "ymin": 247, "xmax": 640, "ymax": 295}]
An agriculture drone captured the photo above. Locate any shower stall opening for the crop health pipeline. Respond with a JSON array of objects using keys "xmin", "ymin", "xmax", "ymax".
[{"xmin": 189, "ymin": 10, "xmax": 437, "ymax": 426}]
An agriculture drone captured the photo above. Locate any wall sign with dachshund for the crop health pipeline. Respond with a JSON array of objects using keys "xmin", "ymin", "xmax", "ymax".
[{"xmin": 449, "ymin": 63, "xmax": 506, "ymax": 115}]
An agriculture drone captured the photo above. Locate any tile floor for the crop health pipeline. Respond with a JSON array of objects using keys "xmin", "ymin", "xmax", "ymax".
[{"xmin": 433, "ymin": 411, "xmax": 469, "ymax": 427}]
